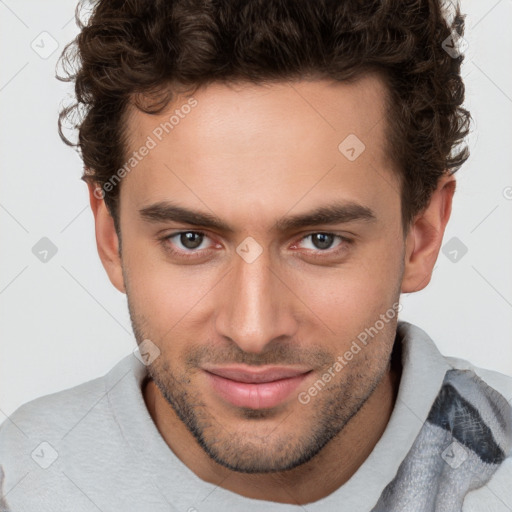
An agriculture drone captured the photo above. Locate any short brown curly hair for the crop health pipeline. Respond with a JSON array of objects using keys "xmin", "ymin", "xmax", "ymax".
[{"xmin": 57, "ymin": 0, "xmax": 470, "ymax": 231}]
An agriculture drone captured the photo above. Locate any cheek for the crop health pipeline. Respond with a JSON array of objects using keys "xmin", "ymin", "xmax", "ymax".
[
  {"xmin": 124, "ymin": 259, "xmax": 255, "ymax": 365},
  {"xmin": 299, "ymin": 244, "xmax": 402, "ymax": 333},
  {"xmin": 122, "ymin": 239, "xmax": 215, "ymax": 334},
  {"xmin": 307, "ymin": 258, "xmax": 401, "ymax": 306}
]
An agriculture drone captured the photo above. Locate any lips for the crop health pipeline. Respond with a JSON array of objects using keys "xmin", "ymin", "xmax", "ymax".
[
  {"xmin": 203, "ymin": 365, "xmax": 312, "ymax": 409},
  {"xmin": 206, "ymin": 366, "xmax": 309, "ymax": 383}
]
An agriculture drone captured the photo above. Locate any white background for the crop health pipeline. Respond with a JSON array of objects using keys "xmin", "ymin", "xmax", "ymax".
[{"xmin": 1, "ymin": 0, "xmax": 511, "ymax": 419}]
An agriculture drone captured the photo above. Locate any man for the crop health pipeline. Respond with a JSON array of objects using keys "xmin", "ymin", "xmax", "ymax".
[{"xmin": 1, "ymin": 0, "xmax": 510, "ymax": 510}]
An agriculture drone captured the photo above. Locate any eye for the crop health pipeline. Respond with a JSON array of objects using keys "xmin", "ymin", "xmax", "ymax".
[
  {"xmin": 163, "ymin": 231, "xmax": 215, "ymax": 253},
  {"xmin": 296, "ymin": 233, "xmax": 345, "ymax": 251}
]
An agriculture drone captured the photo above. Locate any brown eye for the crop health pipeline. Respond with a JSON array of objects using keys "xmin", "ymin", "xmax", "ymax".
[
  {"xmin": 298, "ymin": 233, "xmax": 341, "ymax": 251},
  {"xmin": 179, "ymin": 232, "xmax": 204, "ymax": 249},
  {"xmin": 310, "ymin": 233, "xmax": 335, "ymax": 250},
  {"xmin": 292, "ymin": 233, "xmax": 353, "ymax": 261},
  {"xmin": 160, "ymin": 230, "xmax": 218, "ymax": 262},
  {"xmin": 163, "ymin": 231, "xmax": 212, "ymax": 253}
]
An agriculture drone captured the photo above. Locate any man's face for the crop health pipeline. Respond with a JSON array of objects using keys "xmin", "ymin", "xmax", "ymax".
[{"xmin": 118, "ymin": 75, "xmax": 405, "ymax": 472}]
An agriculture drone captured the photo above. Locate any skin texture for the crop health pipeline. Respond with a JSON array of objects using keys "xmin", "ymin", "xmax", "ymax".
[{"xmin": 89, "ymin": 74, "xmax": 455, "ymax": 504}]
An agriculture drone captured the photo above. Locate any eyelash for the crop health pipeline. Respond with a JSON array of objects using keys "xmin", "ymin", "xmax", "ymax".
[{"xmin": 159, "ymin": 231, "xmax": 353, "ymax": 261}]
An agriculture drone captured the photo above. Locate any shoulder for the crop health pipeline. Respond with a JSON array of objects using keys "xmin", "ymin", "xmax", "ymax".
[
  {"xmin": 0, "ymin": 371, "xmax": 108, "ymax": 443},
  {"xmin": 0, "ymin": 354, "xmax": 138, "ymax": 443},
  {"xmin": 437, "ymin": 356, "xmax": 512, "ymax": 510},
  {"xmin": 376, "ymin": 323, "xmax": 512, "ymax": 511},
  {"xmin": 397, "ymin": 320, "xmax": 512, "ymax": 401},
  {"xmin": 0, "ymin": 355, "xmax": 134, "ymax": 503},
  {"xmin": 443, "ymin": 354, "xmax": 512, "ymax": 400},
  {"xmin": 463, "ymin": 457, "xmax": 512, "ymax": 511}
]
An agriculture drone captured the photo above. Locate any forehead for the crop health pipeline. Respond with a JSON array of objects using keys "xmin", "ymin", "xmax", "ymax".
[
  {"xmin": 120, "ymin": 75, "xmax": 399, "ymax": 229},
  {"xmin": 126, "ymin": 73, "xmax": 390, "ymax": 154}
]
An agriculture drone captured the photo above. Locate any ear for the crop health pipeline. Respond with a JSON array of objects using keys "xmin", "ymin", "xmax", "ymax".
[
  {"xmin": 401, "ymin": 174, "xmax": 456, "ymax": 293},
  {"xmin": 88, "ymin": 183, "xmax": 126, "ymax": 294}
]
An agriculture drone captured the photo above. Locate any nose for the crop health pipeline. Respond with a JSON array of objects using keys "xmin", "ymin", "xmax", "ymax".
[{"xmin": 215, "ymin": 244, "xmax": 298, "ymax": 354}]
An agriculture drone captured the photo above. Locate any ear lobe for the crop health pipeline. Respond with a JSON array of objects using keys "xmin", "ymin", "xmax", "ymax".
[
  {"xmin": 401, "ymin": 176, "xmax": 456, "ymax": 293},
  {"xmin": 87, "ymin": 183, "xmax": 126, "ymax": 294}
]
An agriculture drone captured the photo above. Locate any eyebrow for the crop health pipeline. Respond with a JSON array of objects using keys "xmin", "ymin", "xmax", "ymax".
[{"xmin": 139, "ymin": 200, "xmax": 377, "ymax": 233}]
